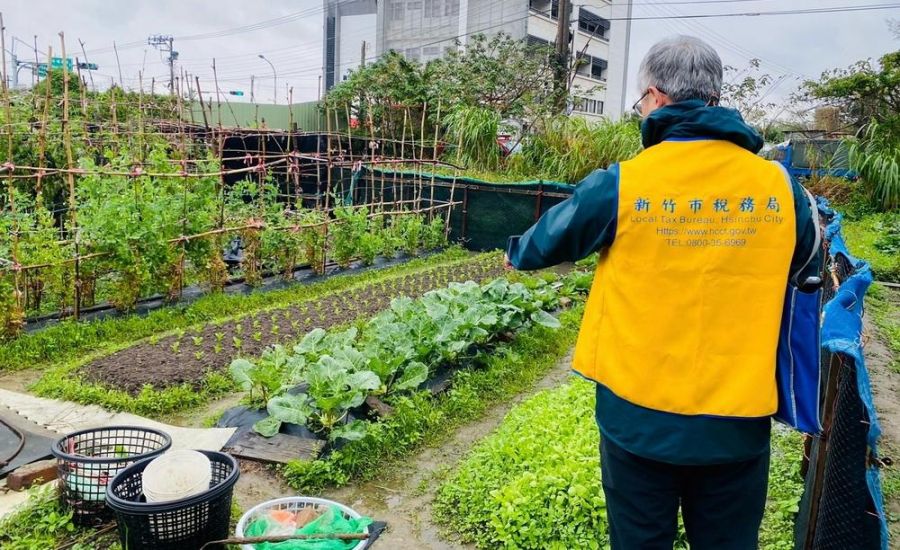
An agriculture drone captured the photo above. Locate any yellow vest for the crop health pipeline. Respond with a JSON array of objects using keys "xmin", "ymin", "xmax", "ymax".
[{"xmin": 573, "ymin": 139, "xmax": 796, "ymax": 418}]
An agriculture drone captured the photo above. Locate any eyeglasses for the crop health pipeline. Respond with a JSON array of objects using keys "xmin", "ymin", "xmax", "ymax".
[
  {"xmin": 631, "ymin": 90, "xmax": 650, "ymax": 117},
  {"xmin": 632, "ymin": 88, "xmax": 720, "ymax": 117},
  {"xmin": 631, "ymin": 86, "xmax": 666, "ymax": 117}
]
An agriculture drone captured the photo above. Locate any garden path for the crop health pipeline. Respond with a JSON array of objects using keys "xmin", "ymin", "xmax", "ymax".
[
  {"xmin": 865, "ymin": 297, "xmax": 900, "ymax": 541},
  {"xmin": 231, "ymin": 349, "xmax": 578, "ymax": 549}
]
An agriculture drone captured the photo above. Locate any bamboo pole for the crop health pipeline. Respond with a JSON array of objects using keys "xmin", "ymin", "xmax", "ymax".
[
  {"xmin": 398, "ymin": 108, "xmax": 408, "ymax": 208},
  {"xmin": 174, "ymin": 74, "xmax": 189, "ymax": 301},
  {"xmin": 195, "ymin": 76, "xmax": 210, "ymax": 130},
  {"xmin": 367, "ymin": 100, "xmax": 377, "ymax": 206},
  {"xmin": 59, "ymin": 32, "xmax": 82, "ymax": 320},
  {"xmin": 0, "ymin": 13, "xmax": 25, "ymax": 334},
  {"xmin": 429, "ymin": 100, "xmax": 441, "ymax": 219},
  {"xmin": 344, "ymin": 103, "xmax": 356, "ymax": 205},
  {"xmin": 34, "ymin": 46, "xmax": 53, "ymax": 208}
]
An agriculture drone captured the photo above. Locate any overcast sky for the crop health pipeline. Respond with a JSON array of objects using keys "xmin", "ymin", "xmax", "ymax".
[{"xmin": 3, "ymin": 0, "xmax": 898, "ymax": 107}]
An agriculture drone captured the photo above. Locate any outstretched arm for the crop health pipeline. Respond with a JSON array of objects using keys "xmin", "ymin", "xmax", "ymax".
[{"xmin": 506, "ymin": 166, "xmax": 620, "ymax": 271}]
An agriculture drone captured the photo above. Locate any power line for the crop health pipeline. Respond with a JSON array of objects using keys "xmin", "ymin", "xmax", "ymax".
[{"xmin": 644, "ymin": 1, "xmax": 811, "ymax": 78}]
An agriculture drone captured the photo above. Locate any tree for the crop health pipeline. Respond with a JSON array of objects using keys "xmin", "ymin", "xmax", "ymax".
[
  {"xmin": 800, "ymin": 50, "xmax": 900, "ymax": 127},
  {"xmin": 427, "ymin": 33, "xmax": 555, "ymax": 120},
  {"xmin": 720, "ymin": 59, "xmax": 777, "ymax": 128},
  {"xmin": 325, "ymin": 33, "xmax": 556, "ymax": 133}
]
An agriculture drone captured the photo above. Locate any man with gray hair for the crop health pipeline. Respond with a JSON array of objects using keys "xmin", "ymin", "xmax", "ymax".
[{"xmin": 506, "ymin": 35, "xmax": 819, "ymax": 548}]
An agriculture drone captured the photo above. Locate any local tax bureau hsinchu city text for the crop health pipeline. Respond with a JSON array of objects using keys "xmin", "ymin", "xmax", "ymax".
[{"xmin": 629, "ymin": 213, "xmax": 787, "ymax": 225}]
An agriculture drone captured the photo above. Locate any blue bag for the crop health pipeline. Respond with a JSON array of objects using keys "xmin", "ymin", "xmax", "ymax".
[{"xmin": 774, "ymin": 183, "xmax": 823, "ymax": 434}]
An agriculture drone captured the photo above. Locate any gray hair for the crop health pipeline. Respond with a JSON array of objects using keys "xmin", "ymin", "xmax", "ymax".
[{"xmin": 637, "ymin": 35, "xmax": 723, "ymax": 103}]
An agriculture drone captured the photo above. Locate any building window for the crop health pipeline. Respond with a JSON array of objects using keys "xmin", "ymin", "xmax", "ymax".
[
  {"xmin": 405, "ymin": 47, "xmax": 421, "ymax": 62},
  {"xmin": 407, "ymin": 1, "xmax": 423, "ymax": 10},
  {"xmin": 578, "ymin": 8, "xmax": 611, "ymax": 39},
  {"xmin": 445, "ymin": 0, "xmax": 459, "ymax": 16},
  {"xmin": 575, "ymin": 97, "xmax": 604, "ymax": 115},
  {"xmin": 576, "ymin": 53, "xmax": 608, "ymax": 81},
  {"xmin": 529, "ymin": 0, "xmax": 557, "ymax": 20},
  {"xmin": 390, "ymin": 1, "xmax": 404, "ymax": 21},
  {"xmin": 526, "ymin": 34, "xmax": 546, "ymax": 46},
  {"xmin": 423, "ymin": 46, "xmax": 441, "ymax": 58},
  {"xmin": 424, "ymin": 0, "xmax": 442, "ymax": 17}
]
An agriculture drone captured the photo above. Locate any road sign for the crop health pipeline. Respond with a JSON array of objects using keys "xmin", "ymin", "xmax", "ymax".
[
  {"xmin": 228, "ymin": 90, "xmax": 245, "ymax": 96},
  {"xmin": 37, "ymin": 57, "xmax": 75, "ymax": 77},
  {"xmin": 77, "ymin": 62, "xmax": 99, "ymax": 70},
  {"xmin": 50, "ymin": 57, "xmax": 74, "ymax": 70}
]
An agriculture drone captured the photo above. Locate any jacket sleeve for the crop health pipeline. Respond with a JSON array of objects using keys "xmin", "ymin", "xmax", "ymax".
[
  {"xmin": 506, "ymin": 166, "xmax": 619, "ymax": 271},
  {"xmin": 789, "ymin": 177, "xmax": 823, "ymax": 283}
]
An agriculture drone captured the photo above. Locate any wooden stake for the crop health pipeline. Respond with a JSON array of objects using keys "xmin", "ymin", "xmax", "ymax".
[
  {"xmin": 59, "ymin": 32, "xmax": 81, "ymax": 320},
  {"xmin": 0, "ymin": 13, "xmax": 25, "ymax": 333}
]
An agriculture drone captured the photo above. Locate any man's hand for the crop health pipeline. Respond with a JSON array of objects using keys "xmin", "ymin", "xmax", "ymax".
[{"xmin": 504, "ymin": 254, "xmax": 514, "ymax": 271}]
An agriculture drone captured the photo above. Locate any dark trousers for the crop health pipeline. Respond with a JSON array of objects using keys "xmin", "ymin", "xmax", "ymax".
[{"xmin": 600, "ymin": 437, "xmax": 770, "ymax": 550}]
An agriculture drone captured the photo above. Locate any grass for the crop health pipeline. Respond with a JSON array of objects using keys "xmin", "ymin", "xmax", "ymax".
[
  {"xmin": 0, "ymin": 484, "xmax": 121, "ymax": 550},
  {"xmin": 433, "ymin": 378, "xmax": 804, "ymax": 550},
  {"xmin": 0, "ymin": 467, "xmax": 245, "ymax": 550},
  {"xmin": 0, "ymin": 248, "xmax": 469, "ymax": 372},
  {"xmin": 29, "ymin": 251, "xmax": 499, "ymax": 417},
  {"xmin": 32, "ymin": 366, "xmax": 236, "ymax": 418},
  {"xmin": 377, "ymin": 117, "xmax": 641, "ymax": 186},
  {"xmin": 281, "ymin": 305, "xmax": 583, "ymax": 492},
  {"xmin": 842, "ymin": 214, "xmax": 900, "ymax": 283},
  {"xmin": 868, "ymin": 284, "xmax": 900, "ymax": 374}
]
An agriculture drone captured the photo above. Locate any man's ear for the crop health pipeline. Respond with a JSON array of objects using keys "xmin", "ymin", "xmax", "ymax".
[{"xmin": 649, "ymin": 86, "xmax": 671, "ymax": 108}]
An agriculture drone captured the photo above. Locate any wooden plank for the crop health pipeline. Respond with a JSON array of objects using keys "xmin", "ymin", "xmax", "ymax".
[
  {"xmin": 224, "ymin": 431, "xmax": 324, "ymax": 465},
  {"xmin": 7, "ymin": 459, "xmax": 58, "ymax": 491}
]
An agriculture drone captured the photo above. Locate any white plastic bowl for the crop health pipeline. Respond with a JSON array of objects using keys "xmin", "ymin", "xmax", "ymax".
[
  {"xmin": 142, "ymin": 449, "xmax": 212, "ymax": 503},
  {"xmin": 235, "ymin": 496, "xmax": 367, "ymax": 550}
]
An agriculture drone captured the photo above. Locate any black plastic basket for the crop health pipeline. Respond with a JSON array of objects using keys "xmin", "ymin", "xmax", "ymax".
[
  {"xmin": 106, "ymin": 450, "xmax": 239, "ymax": 550},
  {"xmin": 51, "ymin": 426, "xmax": 171, "ymax": 525}
]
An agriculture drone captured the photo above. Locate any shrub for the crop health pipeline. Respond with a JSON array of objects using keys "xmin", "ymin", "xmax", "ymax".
[{"xmin": 510, "ymin": 116, "xmax": 642, "ymax": 184}]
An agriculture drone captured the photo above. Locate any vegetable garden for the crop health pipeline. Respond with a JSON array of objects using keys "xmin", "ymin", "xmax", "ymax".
[
  {"xmin": 0, "ymin": 62, "xmax": 460, "ymax": 340},
  {"xmin": 0, "ymin": 28, "xmax": 897, "ymax": 550}
]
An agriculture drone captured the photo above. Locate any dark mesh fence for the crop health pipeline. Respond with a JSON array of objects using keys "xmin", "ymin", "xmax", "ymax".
[
  {"xmin": 795, "ymin": 202, "xmax": 888, "ymax": 550},
  {"xmin": 362, "ymin": 168, "xmax": 574, "ymax": 251}
]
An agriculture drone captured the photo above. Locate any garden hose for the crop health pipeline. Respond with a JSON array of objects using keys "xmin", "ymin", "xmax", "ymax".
[{"xmin": 0, "ymin": 416, "xmax": 25, "ymax": 469}]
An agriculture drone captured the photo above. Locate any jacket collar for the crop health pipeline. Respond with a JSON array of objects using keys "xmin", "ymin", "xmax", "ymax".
[{"xmin": 640, "ymin": 99, "xmax": 764, "ymax": 153}]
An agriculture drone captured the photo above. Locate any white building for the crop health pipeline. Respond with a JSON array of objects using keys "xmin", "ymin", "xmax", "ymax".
[{"xmin": 324, "ymin": 0, "xmax": 633, "ymax": 120}]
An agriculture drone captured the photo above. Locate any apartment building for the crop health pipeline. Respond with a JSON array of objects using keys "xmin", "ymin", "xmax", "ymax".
[{"xmin": 323, "ymin": 0, "xmax": 633, "ymax": 119}]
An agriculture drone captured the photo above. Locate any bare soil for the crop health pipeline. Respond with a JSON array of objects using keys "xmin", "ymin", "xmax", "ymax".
[
  {"xmin": 230, "ymin": 351, "xmax": 575, "ymax": 549},
  {"xmin": 865, "ymin": 287, "xmax": 900, "ymax": 541},
  {"xmin": 80, "ymin": 258, "xmax": 504, "ymax": 393}
]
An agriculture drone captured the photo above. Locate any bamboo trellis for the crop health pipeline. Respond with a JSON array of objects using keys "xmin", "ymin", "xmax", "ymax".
[{"xmin": 0, "ymin": 33, "xmax": 461, "ymax": 336}]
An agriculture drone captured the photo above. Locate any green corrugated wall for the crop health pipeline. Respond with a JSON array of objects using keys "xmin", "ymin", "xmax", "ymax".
[{"xmin": 184, "ymin": 100, "xmax": 330, "ymax": 131}]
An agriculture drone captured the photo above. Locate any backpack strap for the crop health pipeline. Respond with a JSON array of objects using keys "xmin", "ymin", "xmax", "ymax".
[{"xmin": 772, "ymin": 161, "xmax": 821, "ymax": 286}]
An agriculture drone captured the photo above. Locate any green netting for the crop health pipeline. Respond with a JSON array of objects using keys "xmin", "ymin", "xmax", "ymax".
[
  {"xmin": 244, "ymin": 505, "xmax": 373, "ymax": 550},
  {"xmin": 366, "ymin": 167, "xmax": 575, "ymax": 251},
  {"xmin": 291, "ymin": 166, "xmax": 575, "ymax": 251}
]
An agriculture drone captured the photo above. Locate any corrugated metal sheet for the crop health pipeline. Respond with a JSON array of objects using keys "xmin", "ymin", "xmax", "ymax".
[{"xmin": 183, "ymin": 101, "xmax": 328, "ymax": 131}]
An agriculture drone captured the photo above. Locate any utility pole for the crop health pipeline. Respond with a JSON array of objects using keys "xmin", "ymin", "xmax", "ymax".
[
  {"xmin": 360, "ymin": 40, "xmax": 366, "ymax": 69},
  {"xmin": 553, "ymin": 0, "xmax": 572, "ymax": 113},
  {"xmin": 148, "ymin": 34, "xmax": 177, "ymax": 95},
  {"xmin": 250, "ymin": 74, "xmax": 255, "ymax": 103}
]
